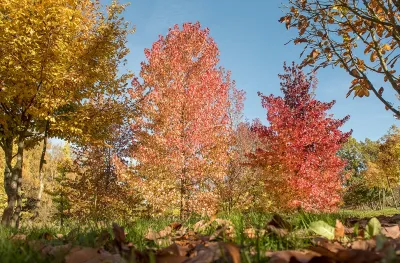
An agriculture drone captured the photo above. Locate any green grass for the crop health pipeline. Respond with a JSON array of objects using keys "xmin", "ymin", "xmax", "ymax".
[{"xmin": 0, "ymin": 208, "xmax": 398, "ymax": 262}]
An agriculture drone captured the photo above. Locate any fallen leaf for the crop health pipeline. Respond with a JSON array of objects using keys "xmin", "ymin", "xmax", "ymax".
[
  {"xmin": 184, "ymin": 242, "xmax": 240, "ymax": 263},
  {"xmin": 223, "ymin": 243, "xmax": 241, "ymax": 263},
  {"xmin": 312, "ymin": 237, "xmax": 344, "ymax": 253},
  {"xmin": 336, "ymin": 249, "xmax": 382, "ymax": 263},
  {"xmin": 351, "ymin": 239, "xmax": 377, "ymax": 250},
  {"xmin": 157, "ymin": 243, "xmax": 187, "ymax": 257},
  {"xmin": 169, "ymin": 222, "xmax": 183, "ymax": 231},
  {"xmin": 156, "ymin": 254, "xmax": 187, "ymax": 263},
  {"xmin": 145, "ymin": 228, "xmax": 161, "ymax": 241},
  {"xmin": 366, "ymin": 218, "xmax": 381, "ymax": 238},
  {"xmin": 309, "ymin": 221, "xmax": 335, "ymax": 240},
  {"xmin": 266, "ymin": 250, "xmax": 320, "ymax": 263},
  {"xmin": 381, "ymin": 225, "xmax": 400, "ymax": 239},
  {"xmin": 64, "ymin": 247, "xmax": 101, "ymax": 263}
]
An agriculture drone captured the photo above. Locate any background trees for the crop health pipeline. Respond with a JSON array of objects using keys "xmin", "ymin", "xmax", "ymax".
[
  {"xmin": 0, "ymin": 0, "xmax": 133, "ymax": 226},
  {"xmin": 280, "ymin": 0, "xmax": 400, "ymax": 116}
]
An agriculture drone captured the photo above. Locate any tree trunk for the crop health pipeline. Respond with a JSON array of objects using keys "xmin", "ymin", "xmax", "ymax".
[
  {"xmin": 33, "ymin": 122, "xmax": 49, "ymax": 219},
  {"xmin": 12, "ymin": 136, "xmax": 25, "ymax": 228},
  {"xmin": 2, "ymin": 135, "xmax": 25, "ymax": 227},
  {"xmin": 180, "ymin": 176, "xmax": 185, "ymax": 220},
  {"xmin": 38, "ymin": 121, "xmax": 49, "ymax": 202},
  {"xmin": 60, "ymin": 170, "xmax": 65, "ymax": 228},
  {"xmin": 1, "ymin": 137, "xmax": 14, "ymax": 226}
]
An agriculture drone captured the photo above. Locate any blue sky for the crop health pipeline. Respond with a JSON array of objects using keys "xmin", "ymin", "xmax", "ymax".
[{"xmin": 117, "ymin": 0, "xmax": 397, "ymax": 141}]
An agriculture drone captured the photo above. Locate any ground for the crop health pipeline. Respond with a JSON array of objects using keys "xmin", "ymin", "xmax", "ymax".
[{"xmin": 1, "ymin": 209, "xmax": 399, "ymax": 263}]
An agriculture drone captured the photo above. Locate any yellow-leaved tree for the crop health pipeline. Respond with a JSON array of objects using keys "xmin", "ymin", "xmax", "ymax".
[{"xmin": 0, "ymin": 0, "xmax": 133, "ymax": 227}]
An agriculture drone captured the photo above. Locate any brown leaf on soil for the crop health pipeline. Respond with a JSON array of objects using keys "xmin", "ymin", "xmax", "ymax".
[
  {"xmin": 336, "ymin": 249, "xmax": 382, "ymax": 263},
  {"xmin": 64, "ymin": 247, "xmax": 118, "ymax": 263},
  {"xmin": 145, "ymin": 228, "xmax": 161, "ymax": 241},
  {"xmin": 156, "ymin": 243, "xmax": 189, "ymax": 263},
  {"xmin": 157, "ymin": 255, "xmax": 187, "ymax": 263},
  {"xmin": 157, "ymin": 243, "xmax": 188, "ymax": 257},
  {"xmin": 312, "ymin": 237, "xmax": 344, "ymax": 253},
  {"xmin": 159, "ymin": 226, "xmax": 173, "ymax": 238},
  {"xmin": 265, "ymin": 250, "xmax": 320, "ymax": 263},
  {"xmin": 170, "ymin": 222, "xmax": 183, "ymax": 231},
  {"xmin": 351, "ymin": 239, "xmax": 377, "ymax": 251},
  {"xmin": 381, "ymin": 224, "xmax": 400, "ymax": 239},
  {"xmin": 223, "ymin": 243, "xmax": 241, "ymax": 263},
  {"xmin": 334, "ymin": 220, "xmax": 345, "ymax": 240},
  {"xmin": 184, "ymin": 242, "xmax": 240, "ymax": 263},
  {"xmin": 308, "ymin": 246, "xmax": 339, "ymax": 260}
]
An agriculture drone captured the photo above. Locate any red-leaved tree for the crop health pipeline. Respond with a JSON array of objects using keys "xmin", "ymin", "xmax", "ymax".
[
  {"xmin": 130, "ymin": 22, "xmax": 244, "ymax": 218},
  {"xmin": 251, "ymin": 63, "xmax": 351, "ymax": 211}
]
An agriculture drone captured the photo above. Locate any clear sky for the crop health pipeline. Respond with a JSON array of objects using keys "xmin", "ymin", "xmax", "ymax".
[{"xmin": 117, "ymin": 0, "xmax": 398, "ymax": 141}]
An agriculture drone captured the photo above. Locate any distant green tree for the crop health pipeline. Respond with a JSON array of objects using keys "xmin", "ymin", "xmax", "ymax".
[{"xmin": 338, "ymin": 137, "xmax": 380, "ymax": 208}]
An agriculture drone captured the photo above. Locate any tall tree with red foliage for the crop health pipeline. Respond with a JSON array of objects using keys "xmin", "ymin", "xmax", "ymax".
[
  {"xmin": 130, "ymin": 22, "xmax": 244, "ymax": 218},
  {"xmin": 251, "ymin": 63, "xmax": 351, "ymax": 211}
]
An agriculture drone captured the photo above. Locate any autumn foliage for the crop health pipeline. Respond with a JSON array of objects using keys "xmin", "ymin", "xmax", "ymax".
[
  {"xmin": 0, "ymin": 0, "xmax": 133, "ymax": 227},
  {"xmin": 130, "ymin": 22, "xmax": 244, "ymax": 217},
  {"xmin": 250, "ymin": 63, "xmax": 351, "ymax": 211},
  {"xmin": 280, "ymin": 0, "xmax": 400, "ymax": 116},
  {"xmin": 1, "ymin": 0, "xmax": 393, "ymax": 234}
]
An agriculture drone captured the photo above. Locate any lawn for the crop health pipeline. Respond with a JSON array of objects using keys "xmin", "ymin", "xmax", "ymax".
[{"xmin": 1, "ymin": 208, "xmax": 398, "ymax": 263}]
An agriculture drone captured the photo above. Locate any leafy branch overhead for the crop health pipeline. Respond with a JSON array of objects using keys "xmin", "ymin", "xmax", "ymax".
[{"xmin": 280, "ymin": 0, "xmax": 400, "ymax": 116}]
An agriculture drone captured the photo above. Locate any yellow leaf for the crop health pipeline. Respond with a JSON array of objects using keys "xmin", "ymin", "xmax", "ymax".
[{"xmin": 382, "ymin": 44, "xmax": 391, "ymax": 51}]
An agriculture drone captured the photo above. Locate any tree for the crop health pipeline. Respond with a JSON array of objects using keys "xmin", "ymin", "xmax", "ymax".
[
  {"xmin": 131, "ymin": 22, "xmax": 244, "ymax": 218},
  {"xmin": 0, "ymin": 0, "xmax": 133, "ymax": 226},
  {"xmin": 280, "ymin": 0, "xmax": 400, "ymax": 116},
  {"xmin": 250, "ymin": 63, "xmax": 351, "ymax": 211},
  {"xmin": 69, "ymin": 120, "xmax": 141, "ymax": 223},
  {"xmin": 338, "ymin": 137, "xmax": 380, "ymax": 208},
  {"xmin": 44, "ymin": 144, "xmax": 74, "ymax": 227},
  {"xmin": 338, "ymin": 137, "xmax": 366, "ymax": 176},
  {"xmin": 363, "ymin": 126, "xmax": 400, "ymax": 208}
]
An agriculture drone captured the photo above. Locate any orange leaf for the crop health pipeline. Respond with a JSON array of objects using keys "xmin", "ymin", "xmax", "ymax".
[
  {"xmin": 334, "ymin": 220, "xmax": 345, "ymax": 239},
  {"xmin": 382, "ymin": 44, "xmax": 391, "ymax": 51}
]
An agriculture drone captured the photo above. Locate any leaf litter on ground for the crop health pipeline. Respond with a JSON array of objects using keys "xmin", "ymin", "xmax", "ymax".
[
  {"xmin": 9, "ymin": 213, "xmax": 400, "ymax": 262},
  {"xmin": 267, "ymin": 213, "xmax": 400, "ymax": 263}
]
